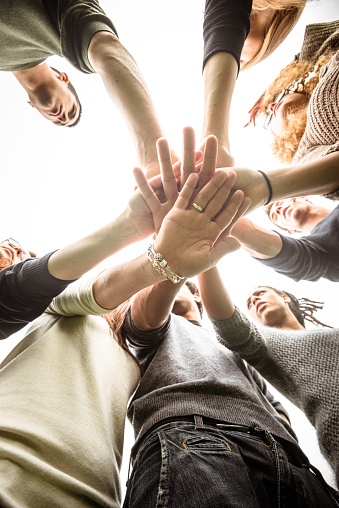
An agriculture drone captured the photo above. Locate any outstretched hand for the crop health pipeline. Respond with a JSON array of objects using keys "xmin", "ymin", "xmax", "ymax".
[
  {"xmin": 244, "ymin": 95, "xmax": 264, "ymax": 128},
  {"xmin": 149, "ymin": 170, "xmax": 251, "ymax": 279},
  {"xmin": 129, "ymin": 126, "xmax": 223, "ymax": 238}
]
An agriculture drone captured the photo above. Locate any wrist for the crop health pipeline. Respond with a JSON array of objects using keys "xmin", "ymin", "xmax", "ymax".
[
  {"xmin": 257, "ymin": 170, "xmax": 272, "ymax": 205},
  {"xmin": 147, "ymin": 243, "xmax": 186, "ymax": 284},
  {"xmin": 110, "ymin": 211, "xmax": 144, "ymax": 247},
  {"xmin": 136, "ymin": 130, "xmax": 163, "ymax": 173}
]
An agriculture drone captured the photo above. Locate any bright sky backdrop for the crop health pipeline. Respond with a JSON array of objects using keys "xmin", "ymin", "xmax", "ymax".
[{"xmin": 1, "ymin": 0, "xmax": 339, "ymax": 492}]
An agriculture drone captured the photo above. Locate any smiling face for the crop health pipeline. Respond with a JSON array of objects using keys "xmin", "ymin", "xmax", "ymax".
[
  {"xmin": 28, "ymin": 69, "xmax": 80, "ymax": 127},
  {"xmin": 246, "ymin": 286, "xmax": 291, "ymax": 327},
  {"xmin": 268, "ymin": 197, "xmax": 311, "ymax": 231},
  {"xmin": 0, "ymin": 240, "xmax": 31, "ymax": 269},
  {"xmin": 269, "ymin": 92, "xmax": 308, "ymax": 137}
]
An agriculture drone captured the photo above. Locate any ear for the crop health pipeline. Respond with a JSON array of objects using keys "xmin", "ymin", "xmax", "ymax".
[
  {"xmin": 58, "ymin": 72, "xmax": 69, "ymax": 84},
  {"xmin": 282, "ymin": 294, "xmax": 291, "ymax": 303},
  {"xmin": 27, "ymin": 101, "xmax": 35, "ymax": 109},
  {"xmin": 194, "ymin": 294, "xmax": 201, "ymax": 303},
  {"xmin": 287, "ymin": 229, "xmax": 296, "ymax": 235}
]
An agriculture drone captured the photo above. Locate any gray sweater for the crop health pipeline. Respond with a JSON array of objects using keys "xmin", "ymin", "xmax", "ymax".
[
  {"xmin": 212, "ymin": 307, "xmax": 339, "ymax": 487},
  {"xmin": 124, "ymin": 310, "xmax": 304, "ymax": 457}
]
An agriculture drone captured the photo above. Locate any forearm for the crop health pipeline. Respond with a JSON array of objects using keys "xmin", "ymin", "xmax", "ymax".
[
  {"xmin": 47, "ymin": 211, "xmax": 142, "ymax": 280},
  {"xmin": 198, "ymin": 267, "xmax": 235, "ymax": 321},
  {"xmin": 131, "ymin": 278, "xmax": 185, "ymax": 331},
  {"xmin": 202, "ymin": 52, "xmax": 238, "ymax": 151},
  {"xmin": 88, "ymin": 32, "xmax": 163, "ymax": 172},
  {"xmin": 92, "ymin": 253, "xmax": 165, "ymax": 310},
  {"xmin": 231, "ymin": 219, "xmax": 283, "ymax": 260},
  {"xmin": 268, "ymin": 152, "xmax": 339, "ymax": 201}
]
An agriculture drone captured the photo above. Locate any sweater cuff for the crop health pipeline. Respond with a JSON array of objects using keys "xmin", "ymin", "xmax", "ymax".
[{"xmin": 211, "ymin": 306, "xmax": 251, "ymax": 346}]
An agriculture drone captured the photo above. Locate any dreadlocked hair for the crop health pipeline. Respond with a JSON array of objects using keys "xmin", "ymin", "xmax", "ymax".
[
  {"xmin": 259, "ymin": 51, "xmax": 334, "ymax": 163},
  {"xmin": 103, "ymin": 299, "xmax": 143, "ymax": 373},
  {"xmin": 261, "ymin": 286, "xmax": 333, "ymax": 328}
]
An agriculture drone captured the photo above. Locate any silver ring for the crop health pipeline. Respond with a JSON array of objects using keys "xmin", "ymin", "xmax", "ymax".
[{"xmin": 193, "ymin": 203, "xmax": 204, "ymax": 213}]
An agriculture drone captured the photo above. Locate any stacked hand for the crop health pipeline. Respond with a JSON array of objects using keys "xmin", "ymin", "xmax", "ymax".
[{"xmin": 133, "ymin": 127, "xmax": 251, "ymax": 279}]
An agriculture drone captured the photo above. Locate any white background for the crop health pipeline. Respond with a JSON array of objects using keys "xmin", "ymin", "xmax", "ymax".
[{"xmin": 1, "ymin": 0, "xmax": 338, "ymax": 493}]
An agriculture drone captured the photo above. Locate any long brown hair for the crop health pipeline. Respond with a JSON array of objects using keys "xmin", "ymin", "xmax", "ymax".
[
  {"xmin": 241, "ymin": 0, "xmax": 307, "ymax": 71},
  {"xmin": 103, "ymin": 299, "xmax": 143, "ymax": 372}
]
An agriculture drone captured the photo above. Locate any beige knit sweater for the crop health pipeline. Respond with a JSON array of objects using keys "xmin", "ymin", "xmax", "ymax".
[{"xmin": 0, "ymin": 273, "xmax": 140, "ymax": 507}]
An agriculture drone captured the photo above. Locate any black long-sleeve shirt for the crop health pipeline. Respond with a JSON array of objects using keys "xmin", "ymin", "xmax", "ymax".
[
  {"xmin": 203, "ymin": 0, "xmax": 252, "ymax": 69},
  {"xmin": 258, "ymin": 206, "xmax": 339, "ymax": 282},
  {"xmin": 0, "ymin": 252, "xmax": 74, "ymax": 339}
]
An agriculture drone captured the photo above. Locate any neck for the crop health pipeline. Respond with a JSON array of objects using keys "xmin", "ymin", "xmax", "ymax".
[
  {"xmin": 173, "ymin": 307, "xmax": 201, "ymax": 323},
  {"xmin": 13, "ymin": 63, "xmax": 51, "ymax": 92},
  {"xmin": 271, "ymin": 314, "xmax": 305, "ymax": 331},
  {"xmin": 300, "ymin": 207, "xmax": 330, "ymax": 232}
]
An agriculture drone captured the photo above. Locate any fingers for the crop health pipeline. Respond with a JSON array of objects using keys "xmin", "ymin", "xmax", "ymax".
[
  {"xmin": 214, "ymin": 190, "xmax": 247, "ymax": 232},
  {"xmin": 184, "ymin": 170, "xmax": 228, "ymax": 219},
  {"xmin": 156, "ymin": 138, "xmax": 178, "ymax": 202},
  {"xmin": 198, "ymin": 135, "xmax": 217, "ymax": 189},
  {"xmin": 180, "ymin": 126, "xmax": 196, "ymax": 188},
  {"xmin": 174, "ymin": 173, "xmax": 199, "ymax": 210},
  {"xmin": 133, "ymin": 167, "xmax": 161, "ymax": 213}
]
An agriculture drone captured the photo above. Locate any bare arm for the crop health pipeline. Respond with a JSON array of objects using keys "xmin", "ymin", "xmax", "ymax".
[
  {"xmin": 231, "ymin": 218, "xmax": 283, "ymax": 260},
  {"xmin": 200, "ymin": 53, "xmax": 238, "ymax": 168},
  {"xmin": 232, "ymin": 151, "xmax": 339, "ymax": 213},
  {"xmin": 88, "ymin": 31, "xmax": 164, "ymax": 177},
  {"xmin": 47, "ymin": 148, "xmax": 178, "ymax": 281},
  {"xmin": 131, "ymin": 279, "xmax": 184, "ymax": 331},
  {"xmin": 198, "ymin": 266, "xmax": 235, "ymax": 321}
]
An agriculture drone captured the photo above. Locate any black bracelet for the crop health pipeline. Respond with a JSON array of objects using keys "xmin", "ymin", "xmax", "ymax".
[{"xmin": 257, "ymin": 170, "xmax": 273, "ymax": 206}]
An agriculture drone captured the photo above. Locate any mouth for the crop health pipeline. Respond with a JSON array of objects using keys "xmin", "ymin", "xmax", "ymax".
[{"xmin": 256, "ymin": 302, "xmax": 266, "ymax": 314}]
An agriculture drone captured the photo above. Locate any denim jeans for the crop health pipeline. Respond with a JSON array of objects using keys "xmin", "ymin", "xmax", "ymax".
[{"xmin": 123, "ymin": 417, "xmax": 339, "ymax": 508}]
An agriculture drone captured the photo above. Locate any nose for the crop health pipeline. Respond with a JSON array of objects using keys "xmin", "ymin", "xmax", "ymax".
[
  {"xmin": 250, "ymin": 294, "xmax": 259, "ymax": 307},
  {"xmin": 273, "ymin": 200, "xmax": 283, "ymax": 215},
  {"xmin": 14, "ymin": 247, "xmax": 23, "ymax": 258},
  {"xmin": 58, "ymin": 111, "xmax": 68, "ymax": 124}
]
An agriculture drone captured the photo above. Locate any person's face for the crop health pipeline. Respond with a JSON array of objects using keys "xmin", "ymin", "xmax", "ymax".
[
  {"xmin": 269, "ymin": 197, "xmax": 311, "ymax": 231},
  {"xmin": 0, "ymin": 239, "xmax": 31, "ymax": 269},
  {"xmin": 246, "ymin": 286, "xmax": 290, "ymax": 327},
  {"xmin": 172, "ymin": 284, "xmax": 201, "ymax": 318},
  {"xmin": 269, "ymin": 92, "xmax": 307, "ymax": 137},
  {"xmin": 28, "ymin": 70, "xmax": 79, "ymax": 127}
]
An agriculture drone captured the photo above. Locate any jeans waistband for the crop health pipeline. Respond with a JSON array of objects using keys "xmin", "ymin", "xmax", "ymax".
[{"xmin": 131, "ymin": 415, "xmax": 308, "ymax": 465}]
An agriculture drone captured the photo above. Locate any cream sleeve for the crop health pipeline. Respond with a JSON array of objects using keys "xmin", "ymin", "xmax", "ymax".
[{"xmin": 47, "ymin": 269, "xmax": 114, "ymax": 317}]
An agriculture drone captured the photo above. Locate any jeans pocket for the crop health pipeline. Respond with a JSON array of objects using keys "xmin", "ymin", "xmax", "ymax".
[{"xmin": 182, "ymin": 435, "xmax": 231, "ymax": 452}]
